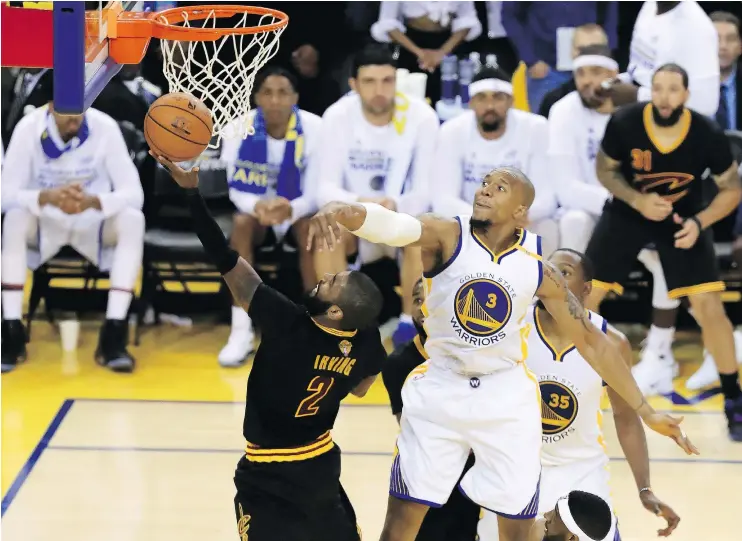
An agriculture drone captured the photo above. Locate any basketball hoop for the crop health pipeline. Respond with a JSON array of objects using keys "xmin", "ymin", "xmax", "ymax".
[{"xmin": 111, "ymin": 5, "xmax": 288, "ymax": 148}]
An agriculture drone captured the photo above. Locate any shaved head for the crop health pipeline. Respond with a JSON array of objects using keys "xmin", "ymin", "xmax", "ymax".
[{"xmin": 485, "ymin": 167, "xmax": 535, "ymax": 207}]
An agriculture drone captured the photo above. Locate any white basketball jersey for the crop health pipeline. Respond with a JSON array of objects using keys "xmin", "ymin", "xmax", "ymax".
[
  {"xmin": 422, "ymin": 216, "xmax": 543, "ymax": 375},
  {"xmin": 525, "ymin": 305, "xmax": 609, "ymax": 467}
]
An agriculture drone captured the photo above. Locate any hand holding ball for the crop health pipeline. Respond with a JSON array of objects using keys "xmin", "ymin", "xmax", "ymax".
[{"xmin": 144, "ymin": 93, "xmax": 213, "ymax": 162}]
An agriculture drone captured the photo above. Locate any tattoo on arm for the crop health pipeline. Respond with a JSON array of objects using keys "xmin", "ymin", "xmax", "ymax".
[
  {"xmin": 222, "ymin": 257, "xmax": 262, "ymax": 310},
  {"xmin": 596, "ymin": 149, "xmax": 640, "ymax": 208},
  {"xmin": 542, "ymin": 262, "xmax": 590, "ymax": 330}
]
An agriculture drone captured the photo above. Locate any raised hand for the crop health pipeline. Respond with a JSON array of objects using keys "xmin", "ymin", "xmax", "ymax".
[{"xmin": 149, "ymin": 151, "xmax": 199, "ymax": 189}]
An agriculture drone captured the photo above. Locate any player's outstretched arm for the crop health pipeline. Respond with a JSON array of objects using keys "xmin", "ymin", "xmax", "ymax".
[
  {"xmin": 605, "ymin": 327, "xmax": 684, "ymax": 536},
  {"xmin": 306, "ymin": 202, "xmax": 460, "ymax": 273},
  {"xmin": 536, "ymin": 262, "xmax": 694, "ymax": 446},
  {"xmin": 151, "ymin": 153, "xmax": 262, "ymax": 310}
]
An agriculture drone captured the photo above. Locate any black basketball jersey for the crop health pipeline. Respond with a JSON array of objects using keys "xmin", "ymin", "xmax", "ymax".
[
  {"xmin": 243, "ymin": 284, "xmax": 386, "ymax": 452},
  {"xmin": 382, "ymin": 334, "xmax": 428, "ymax": 416},
  {"xmin": 601, "ymin": 102, "xmax": 734, "ymax": 218}
]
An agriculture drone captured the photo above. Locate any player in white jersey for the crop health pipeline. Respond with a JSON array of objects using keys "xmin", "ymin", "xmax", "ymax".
[
  {"xmin": 307, "ymin": 167, "xmax": 694, "ymax": 541},
  {"xmin": 432, "ymin": 67, "xmax": 558, "ymax": 255},
  {"xmin": 1, "ymin": 70, "xmax": 144, "ymax": 373},
  {"xmin": 478, "ymin": 249, "xmax": 684, "ymax": 541},
  {"xmin": 313, "ymin": 45, "xmax": 439, "ymax": 347}
]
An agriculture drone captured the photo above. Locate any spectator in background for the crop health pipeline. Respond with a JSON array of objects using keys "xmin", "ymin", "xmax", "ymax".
[
  {"xmin": 538, "ymin": 23, "xmax": 609, "ymax": 118},
  {"xmin": 432, "ymin": 67, "xmax": 558, "ymax": 255},
  {"xmin": 314, "ymin": 45, "xmax": 438, "ymax": 348},
  {"xmin": 0, "ymin": 70, "xmax": 144, "ymax": 374},
  {"xmin": 219, "ymin": 67, "xmax": 321, "ymax": 368},
  {"xmin": 711, "ymin": 11, "xmax": 740, "ymax": 131},
  {"xmin": 2, "ymin": 68, "xmax": 46, "ymax": 148},
  {"xmin": 92, "ymin": 64, "xmax": 162, "ymax": 131},
  {"xmin": 502, "ymin": 1, "xmax": 617, "ymax": 113},
  {"xmin": 371, "ymin": 1, "xmax": 482, "ymax": 103},
  {"xmin": 603, "ymin": 1, "xmax": 719, "ymax": 117},
  {"xmin": 548, "ymin": 46, "xmax": 683, "ymax": 388}
]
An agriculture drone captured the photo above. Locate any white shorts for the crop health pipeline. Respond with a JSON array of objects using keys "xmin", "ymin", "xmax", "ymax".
[
  {"xmin": 390, "ymin": 360, "xmax": 542, "ymax": 517},
  {"xmin": 477, "ymin": 455, "xmax": 618, "ymax": 541}
]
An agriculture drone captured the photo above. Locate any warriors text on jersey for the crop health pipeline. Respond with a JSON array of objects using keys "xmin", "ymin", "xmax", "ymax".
[
  {"xmin": 600, "ymin": 102, "xmax": 734, "ymax": 218},
  {"xmin": 526, "ymin": 305, "xmax": 609, "ymax": 467},
  {"xmin": 422, "ymin": 216, "xmax": 544, "ymax": 374},
  {"xmin": 244, "ymin": 284, "xmax": 386, "ymax": 457}
]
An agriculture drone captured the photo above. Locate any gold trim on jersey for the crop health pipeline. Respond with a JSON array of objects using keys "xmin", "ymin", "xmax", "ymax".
[
  {"xmin": 472, "ymin": 228, "xmax": 526, "ymax": 263},
  {"xmin": 413, "ymin": 335, "xmax": 429, "ymax": 360},
  {"xmin": 534, "ymin": 307, "xmax": 578, "ymax": 362},
  {"xmin": 244, "ymin": 431, "xmax": 334, "ymax": 462},
  {"xmin": 642, "ymin": 103, "xmax": 691, "ymax": 155},
  {"xmin": 404, "ymin": 363, "xmax": 428, "ymax": 384},
  {"xmin": 591, "ymin": 280, "xmax": 624, "ymax": 295},
  {"xmin": 311, "ymin": 319, "xmax": 357, "ymax": 337},
  {"xmin": 668, "ymin": 281, "xmax": 726, "ymax": 300}
]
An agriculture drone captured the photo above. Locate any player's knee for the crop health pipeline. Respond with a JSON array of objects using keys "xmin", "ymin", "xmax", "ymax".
[
  {"xmin": 689, "ymin": 293, "xmax": 731, "ymax": 327},
  {"xmin": 115, "ymin": 208, "xmax": 145, "ymax": 239},
  {"xmin": 2, "ymin": 208, "xmax": 32, "ymax": 247}
]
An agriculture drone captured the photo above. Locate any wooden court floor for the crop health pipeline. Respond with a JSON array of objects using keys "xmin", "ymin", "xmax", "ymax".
[{"xmin": 2, "ymin": 322, "xmax": 741, "ymax": 541}]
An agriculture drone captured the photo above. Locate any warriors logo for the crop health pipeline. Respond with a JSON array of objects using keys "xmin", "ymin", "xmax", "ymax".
[
  {"xmin": 452, "ymin": 279, "xmax": 512, "ymax": 343},
  {"xmin": 540, "ymin": 381, "xmax": 579, "ymax": 435}
]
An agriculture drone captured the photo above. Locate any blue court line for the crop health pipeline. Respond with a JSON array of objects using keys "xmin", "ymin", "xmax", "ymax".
[
  {"xmin": 44, "ymin": 445, "xmax": 741, "ymax": 465},
  {"xmin": 1, "ymin": 399, "xmax": 74, "ymax": 517},
  {"xmin": 70, "ymin": 397, "xmax": 724, "ymax": 416}
]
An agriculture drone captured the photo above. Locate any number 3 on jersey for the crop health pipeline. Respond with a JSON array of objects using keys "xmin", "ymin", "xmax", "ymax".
[{"xmin": 295, "ymin": 376, "xmax": 335, "ymax": 417}]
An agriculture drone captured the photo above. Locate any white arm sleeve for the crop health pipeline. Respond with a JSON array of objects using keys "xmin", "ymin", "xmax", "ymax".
[
  {"xmin": 526, "ymin": 119, "xmax": 558, "ymax": 222},
  {"xmin": 353, "ymin": 202, "xmax": 422, "ymax": 246},
  {"xmin": 548, "ymin": 104, "xmax": 608, "ymax": 215},
  {"xmin": 100, "ymin": 122, "xmax": 144, "ymax": 217},
  {"xmin": 370, "ymin": 1, "xmax": 405, "ymax": 43},
  {"xmin": 431, "ymin": 118, "xmax": 472, "ymax": 217},
  {"xmin": 1, "ymin": 115, "xmax": 38, "ymax": 215},
  {"xmin": 396, "ymin": 109, "xmax": 438, "ymax": 216},
  {"xmin": 315, "ymin": 108, "xmax": 358, "ymax": 207}
]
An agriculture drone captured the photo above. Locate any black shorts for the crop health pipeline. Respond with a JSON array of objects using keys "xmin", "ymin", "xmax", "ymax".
[
  {"xmin": 585, "ymin": 202, "xmax": 724, "ymax": 299},
  {"xmin": 415, "ymin": 455, "xmax": 479, "ymax": 541},
  {"xmin": 233, "ymin": 445, "xmax": 359, "ymax": 541}
]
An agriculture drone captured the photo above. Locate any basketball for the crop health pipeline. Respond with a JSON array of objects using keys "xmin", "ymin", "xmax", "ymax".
[{"xmin": 144, "ymin": 92, "xmax": 213, "ymax": 162}]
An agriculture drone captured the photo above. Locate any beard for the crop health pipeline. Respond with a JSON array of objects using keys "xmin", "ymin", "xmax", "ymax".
[
  {"xmin": 479, "ymin": 118, "xmax": 502, "ymax": 132},
  {"xmin": 470, "ymin": 217, "xmax": 493, "ymax": 231},
  {"xmin": 651, "ymin": 104, "xmax": 685, "ymax": 127},
  {"xmin": 543, "ymin": 535, "xmax": 565, "ymax": 541},
  {"xmin": 301, "ymin": 291, "xmax": 334, "ymax": 317},
  {"xmin": 578, "ymin": 92, "xmax": 603, "ymax": 110}
]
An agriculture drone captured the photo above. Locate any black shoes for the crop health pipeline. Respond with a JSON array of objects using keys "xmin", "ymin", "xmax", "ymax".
[
  {"xmin": 95, "ymin": 319, "xmax": 135, "ymax": 373},
  {"xmin": 1, "ymin": 320, "xmax": 27, "ymax": 373},
  {"xmin": 725, "ymin": 396, "xmax": 742, "ymax": 443}
]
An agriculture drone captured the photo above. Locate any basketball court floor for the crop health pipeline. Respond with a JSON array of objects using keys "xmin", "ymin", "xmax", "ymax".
[{"xmin": 2, "ymin": 321, "xmax": 740, "ymax": 541}]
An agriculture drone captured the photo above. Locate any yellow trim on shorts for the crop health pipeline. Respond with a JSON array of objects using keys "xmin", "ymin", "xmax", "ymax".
[
  {"xmin": 591, "ymin": 280, "xmax": 624, "ymax": 295},
  {"xmin": 667, "ymin": 281, "xmax": 726, "ymax": 300},
  {"xmin": 245, "ymin": 431, "xmax": 334, "ymax": 462}
]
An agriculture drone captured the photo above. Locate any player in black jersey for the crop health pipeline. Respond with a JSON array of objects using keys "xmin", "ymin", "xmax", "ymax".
[
  {"xmin": 586, "ymin": 63, "xmax": 742, "ymax": 441},
  {"xmin": 153, "ymin": 155, "xmax": 388, "ymax": 541},
  {"xmin": 381, "ymin": 278, "xmax": 479, "ymax": 541}
]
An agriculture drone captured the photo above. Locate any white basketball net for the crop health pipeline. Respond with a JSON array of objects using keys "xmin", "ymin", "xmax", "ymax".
[{"xmin": 158, "ymin": 9, "xmax": 285, "ymax": 149}]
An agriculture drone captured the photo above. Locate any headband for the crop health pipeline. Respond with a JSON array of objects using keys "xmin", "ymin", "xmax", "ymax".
[
  {"xmin": 557, "ymin": 497, "xmax": 591, "ymax": 540},
  {"xmin": 572, "ymin": 55, "xmax": 619, "ymax": 72},
  {"xmin": 468, "ymin": 78, "xmax": 513, "ymax": 97}
]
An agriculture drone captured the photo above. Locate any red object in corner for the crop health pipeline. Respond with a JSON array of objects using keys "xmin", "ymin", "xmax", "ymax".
[{"xmin": 1, "ymin": 3, "xmax": 54, "ymax": 68}]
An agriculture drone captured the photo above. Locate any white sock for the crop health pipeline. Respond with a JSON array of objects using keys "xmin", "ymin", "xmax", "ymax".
[
  {"xmin": 231, "ymin": 305, "xmax": 252, "ymax": 331},
  {"xmin": 646, "ymin": 325, "xmax": 675, "ymax": 355},
  {"xmin": 399, "ymin": 313, "xmax": 413, "ymax": 325},
  {"xmin": 106, "ymin": 290, "xmax": 133, "ymax": 320},
  {"xmin": 2, "ymin": 291, "xmax": 23, "ymax": 320}
]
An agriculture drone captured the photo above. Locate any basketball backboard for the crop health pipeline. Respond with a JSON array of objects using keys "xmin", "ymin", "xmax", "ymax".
[{"xmin": 1, "ymin": 1, "xmax": 161, "ymax": 114}]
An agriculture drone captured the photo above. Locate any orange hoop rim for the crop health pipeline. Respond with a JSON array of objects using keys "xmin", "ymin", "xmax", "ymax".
[{"xmin": 152, "ymin": 5, "xmax": 288, "ymax": 40}]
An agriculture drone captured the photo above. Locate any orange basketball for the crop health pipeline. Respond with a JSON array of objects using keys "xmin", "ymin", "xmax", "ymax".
[{"xmin": 144, "ymin": 92, "xmax": 213, "ymax": 162}]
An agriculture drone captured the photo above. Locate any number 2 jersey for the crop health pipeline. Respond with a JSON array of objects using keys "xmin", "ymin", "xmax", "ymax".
[
  {"xmin": 526, "ymin": 305, "xmax": 609, "ymax": 467},
  {"xmin": 243, "ymin": 284, "xmax": 386, "ymax": 459}
]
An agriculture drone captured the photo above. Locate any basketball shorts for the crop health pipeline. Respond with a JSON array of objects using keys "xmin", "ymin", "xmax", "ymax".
[
  {"xmin": 233, "ymin": 445, "xmax": 359, "ymax": 541},
  {"xmin": 585, "ymin": 203, "xmax": 724, "ymax": 299},
  {"xmin": 391, "ymin": 360, "xmax": 542, "ymax": 517}
]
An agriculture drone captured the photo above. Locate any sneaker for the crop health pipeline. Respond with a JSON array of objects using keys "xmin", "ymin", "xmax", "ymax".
[
  {"xmin": 724, "ymin": 396, "xmax": 742, "ymax": 442},
  {"xmin": 631, "ymin": 349, "xmax": 677, "ymax": 396},
  {"xmin": 95, "ymin": 319, "xmax": 135, "ymax": 373},
  {"xmin": 392, "ymin": 320, "xmax": 417, "ymax": 349},
  {"xmin": 218, "ymin": 325, "xmax": 254, "ymax": 368},
  {"xmin": 687, "ymin": 330, "xmax": 742, "ymax": 390},
  {"xmin": 1, "ymin": 320, "xmax": 27, "ymax": 373}
]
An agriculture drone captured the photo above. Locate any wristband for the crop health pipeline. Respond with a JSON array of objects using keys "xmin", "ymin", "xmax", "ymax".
[{"xmin": 639, "ymin": 487, "xmax": 652, "ymax": 494}]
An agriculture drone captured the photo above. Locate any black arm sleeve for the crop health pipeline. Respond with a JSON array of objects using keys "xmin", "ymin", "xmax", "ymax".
[{"xmin": 184, "ymin": 188, "xmax": 239, "ymax": 275}]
